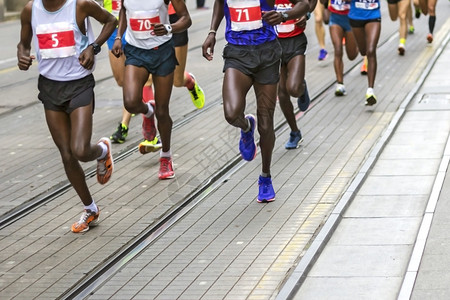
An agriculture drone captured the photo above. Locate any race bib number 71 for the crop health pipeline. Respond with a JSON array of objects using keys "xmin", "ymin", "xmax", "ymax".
[{"xmin": 228, "ymin": 0, "xmax": 262, "ymax": 31}]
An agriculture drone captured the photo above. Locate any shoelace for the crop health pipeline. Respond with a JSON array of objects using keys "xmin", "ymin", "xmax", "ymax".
[
  {"xmin": 98, "ymin": 158, "xmax": 108, "ymax": 176},
  {"xmin": 161, "ymin": 159, "xmax": 172, "ymax": 172},
  {"xmin": 190, "ymin": 87, "xmax": 198, "ymax": 100},
  {"xmin": 77, "ymin": 211, "xmax": 90, "ymax": 224}
]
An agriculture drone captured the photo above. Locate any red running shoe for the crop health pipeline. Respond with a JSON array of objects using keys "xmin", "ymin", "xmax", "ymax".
[
  {"xmin": 142, "ymin": 100, "xmax": 156, "ymax": 141},
  {"xmin": 159, "ymin": 157, "xmax": 175, "ymax": 180}
]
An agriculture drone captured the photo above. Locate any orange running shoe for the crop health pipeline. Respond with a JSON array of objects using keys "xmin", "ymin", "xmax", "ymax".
[
  {"xmin": 360, "ymin": 57, "xmax": 368, "ymax": 75},
  {"xmin": 97, "ymin": 137, "xmax": 114, "ymax": 185},
  {"xmin": 71, "ymin": 208, "xmax": 100, "ymax": 233},
  {"xmin": 159, "ymin": 157, "xmax": 175, "ymax": 180},
  {"xmin": 142, "ymin": 100, "xmax": 156, "ymax": 141}
]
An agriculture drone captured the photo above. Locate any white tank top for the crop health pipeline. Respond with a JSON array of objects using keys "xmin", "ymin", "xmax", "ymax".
[
  {"xmin": 124, "ymin": 0, "xmax": 171, "ymax": 49},
  {"xmin": 32, "ymin": 0, "xmax": 94, "ymax": 81}
]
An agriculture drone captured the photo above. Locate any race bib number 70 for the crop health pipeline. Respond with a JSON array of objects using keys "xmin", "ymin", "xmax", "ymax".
[{"xmin": 129, "ymin": 10, "xmax": 160, "ymax": 39}]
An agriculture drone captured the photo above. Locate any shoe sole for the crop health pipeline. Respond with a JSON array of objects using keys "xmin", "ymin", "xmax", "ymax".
[
  {"xmin": 398, "ymin": 47, "xmax": 405, "ymax": 56},
  {"xmin": 159, "ymin": 173, "xmax": 175, "ymax": 180},
  {"xmin": 257, "ymin": 197, "xmax": 275, "ymax": 203},
  {"xmin": 285, "ymin": 138, "xmax": 304, "ymax": 150},
  {"xmin": 335, "ymin": 91, "xmax": 346, "ymax": 96},
  {"xmin": 365, "ymin": 96, "xmax": 377, "ymax": 106},
  {"xmin": 241, "ymin": 114, "xmax": 257, "ymax": 161},
  {"xmin": 97, "ymin": 138, "xmax": 114, "ymax": 185},
  {"xmin": 139, "ymin": 142, "xmax": 162, "ymax": 155}
]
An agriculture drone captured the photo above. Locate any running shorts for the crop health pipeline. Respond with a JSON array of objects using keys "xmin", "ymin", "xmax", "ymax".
[
  {"xmin": 330, "ymin": 13, "xmax": 352, "ymax": 32},
  {"xmin": 37, "ymin": 74, "xmax": 95, "ymax": 114},
  {"xmin": 169, "ymin": 13, "xmax": 189, "ymax": 47},
  {"xmin": 124, "ymin": 40, "xmax": 178, "ymax": 76},
  {"xmin": 223, "ymin": 39, "xmax": 282, "ymax": 85},
  {"xmin": 279, "ymin": 33, "xmax": 308, "ymax": 65},
  {"xmin": 349, "ymin": 18, "xmax": 381, "ymax": 28}
]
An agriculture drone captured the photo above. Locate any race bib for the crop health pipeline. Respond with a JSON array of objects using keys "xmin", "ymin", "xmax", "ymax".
[
  {"xmin": 329, "ymin": 0, "xmax": 350, "ymax": 11},
  {"xmin": 111, "ymin": 0, "xmax": 121, "ymax": 18},
  {"xmin": 36, "ymin": 22, "xmax": 76, "ymax": 59},
  {"xmin": 228, "ymin": 0, "xmax": 262, "ymax": 31},
  {"xmin": 276, "ymin": 20, "xmax": 296, "ymax": 33},
  {"xmin": 354, "ymin": 0, "xmax": 379, "ymax": 10},
  {"xmin": 129, "ymin": 10, "xmax": 160, "ymax": 39}
]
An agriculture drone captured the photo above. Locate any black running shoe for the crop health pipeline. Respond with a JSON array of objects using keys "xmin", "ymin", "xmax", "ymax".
[{"xmin": 110, "ymin": 123, "xmax": 128, "ymax": 144}]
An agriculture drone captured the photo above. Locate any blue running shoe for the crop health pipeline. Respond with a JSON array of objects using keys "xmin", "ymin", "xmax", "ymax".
[
  {"xmin": 257, "ymin": 176, "xmax": 275, "ymax": 203},
  {"xmin": 285, "ymin": 131, "xmax": 303, "ymax": 149},
  {"xmin": 239, "ymin": 114, "xmax": 257, "ymax": 161},
  {"xmin": 297, "ymin": 80, "xmax": 310, "ymax": 112},
  {"xmin": 318, "ymin": 48, "xmax": 328, "ymax": 61}
]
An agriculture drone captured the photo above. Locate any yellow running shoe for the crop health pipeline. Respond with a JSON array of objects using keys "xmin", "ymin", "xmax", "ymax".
[
  {"xmin": 188, "ymin": 73, "xmax": 205, "ymax": 109},
  {"xmin": 139, "ymin": 137, "xmax": 162, "ymax": 155}
]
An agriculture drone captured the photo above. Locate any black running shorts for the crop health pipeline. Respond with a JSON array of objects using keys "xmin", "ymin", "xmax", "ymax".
[{"xmin": 37, "ymin": 73, "xmax": 95, "ymax": 114}]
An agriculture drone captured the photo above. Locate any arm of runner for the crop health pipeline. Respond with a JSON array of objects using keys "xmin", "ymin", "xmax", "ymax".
[
  {"xmin": 78, "ymin": 0, "xmax": 117, "ymax": 69},
  {"xmin": 17, "ymin": 2, "xmax": 35, "ymax": 71},
  {"xmin": 202, "ymin": 0, "xmax": 224, "ymax": 61},
  {"xmin": 112, "ymin": 1, "xmax": 126, "ymax": 58}
]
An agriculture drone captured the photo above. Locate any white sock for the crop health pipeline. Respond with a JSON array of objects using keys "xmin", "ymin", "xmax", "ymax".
[
  {"xmin": 97, "ymin": 142, "xmax": 108, "ymax": 160},
  {"xmin": 367, "ymin": 87, "xmax": 374, "ymax": 95},
  {"xmin": 144, "ymin": 102, "xmax": 154, "ymax": 118},
  {"xmin": 84, "ymin": 200, "xmax": 98, "ymax": 213},
  {"xmin": 160, "ymin": 150, "xmax": 171, "ymax": 158}
]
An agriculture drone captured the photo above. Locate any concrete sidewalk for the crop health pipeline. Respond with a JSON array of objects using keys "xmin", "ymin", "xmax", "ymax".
[{"xmin": 291, "ymin": 31, "xmax": 450, "ymax": 300}]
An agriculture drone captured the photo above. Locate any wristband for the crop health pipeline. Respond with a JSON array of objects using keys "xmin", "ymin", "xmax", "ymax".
[
  {"xmin": 114, "ymin": 36, "xmax": 121, "ymax": 40},
  {"xmin": 208, "ymin": 29, "xmax": 216, "ymax": 35}
]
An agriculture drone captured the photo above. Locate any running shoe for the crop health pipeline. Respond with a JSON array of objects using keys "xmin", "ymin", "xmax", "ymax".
[
  {"xmin": 365, "ymin": 90, "xmax": 377, "ymax": 106},
  {"xmin": 398, "ymin": 43, "xmax": 405, "ymax": 56},
  {"xmin": 138, "ymin": 137, "xmax": 162, "ymax": 154},
  {"xmin": 318, "ymin": 48, "xmax": 328, "ymax": 61},
  {"xmin": 257, "ymin": 176, "xmax": 275, "ymax": 203},
  {"xmin": 335, "ymin": 83, "xmax": 347, "ymax": 96},
  {"xmin": 110, "ymin": 122, "xmax": 128, "ymax": 144},
  {"xmin": 408, "ymin": 26, "xmax": 415, "ymax": 34},
  {"xmin": 360, "ymin": 57, "xmax": 368, "ymax": 75},
  {"xmin": 71, "ymin": 207, "xmax": 100, "ymax": 233},
  {"xmin": 188, "ymin": 73, "xmax": 205, "ymax": 109},
  {"xmin": 285, "ymin": 131, "xmax": 303, "ymax": 149},
  {"xmin": 239, "ymin": 114, "xmax": 257, "ymax": 161},
  {"xmin": 159, "ymin": 157, "xmax": 175, "ymax": 180},
  {"xmin": 97, "ymin": 138, "xmax": 114, "ymax": 185},
  {"xmin": 142, "ymin": 100, "xmax": 156, "ymax": 141},
  {"xmin": 297, "ymin": 80, "xmax": 310, "ymax": 112},
  {"xmin": 415, "ymin": 8, "xmax": 421, "ymax": 18},
  {"xmin": 427, "ymin": 33, "xmax": 433, "ymax": 43}
]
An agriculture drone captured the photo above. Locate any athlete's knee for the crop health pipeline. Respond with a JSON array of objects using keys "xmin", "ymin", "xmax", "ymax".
[{"xmin": 71, "ymin": 143, "xmax": 91, "ymax": 162}]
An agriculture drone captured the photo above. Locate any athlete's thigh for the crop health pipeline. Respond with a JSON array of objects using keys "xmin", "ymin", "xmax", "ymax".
[
  {"xmin": 44, "ymin": 109, "xmax": 72, "ymax": 152},
  {"xmin": 223, "ymin": 68, "xmax": 253, "ymax": 112},
  {"xmin": 365, "ymin": 21, "xmax": 381, "ymax": 51},
  {"xmin": 108, "ymin": 51, "xmax": 126, "ymax": 87},
  {"xmin": 69, "ymin": 103, "xmax": 94, "ymax": 150},
  {"xmin": 123, "ymin": 65, "xmax": 150, "ymax": 103}
]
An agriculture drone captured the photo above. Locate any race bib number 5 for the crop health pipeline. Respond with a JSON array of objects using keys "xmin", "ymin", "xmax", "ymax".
[
  {"xmin": 129, "ymin": 10, "xmax": 160, "ymax": 39},
  {"xmin": 228, "ymin": 0, "xmax": 263, "ymax": 31},
  {"xmin": 36, "ymin": 22, "xmax": 76, "ymax": 59}
]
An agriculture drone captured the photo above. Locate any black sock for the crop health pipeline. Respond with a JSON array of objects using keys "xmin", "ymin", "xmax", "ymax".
[{"xmin": 429, "ymin": 16, "xmax": 436, "ymax": 34}]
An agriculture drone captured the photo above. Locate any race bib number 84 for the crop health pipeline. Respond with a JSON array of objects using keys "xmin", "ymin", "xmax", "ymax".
[{"xmin": 228, "ymin": 0, "xmax": 263, "ymax": 31}]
